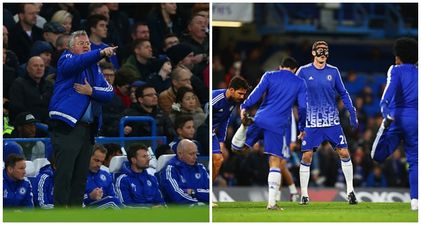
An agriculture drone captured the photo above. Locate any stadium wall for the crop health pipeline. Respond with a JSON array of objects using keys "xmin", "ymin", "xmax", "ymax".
[{"xmin": 213, "ymin": 187, "xmax": 410, "ymax": 203}]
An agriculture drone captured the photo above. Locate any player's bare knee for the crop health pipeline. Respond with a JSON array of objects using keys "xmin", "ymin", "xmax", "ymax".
[
  {"xmin": 213, "ymin": 154, "xmax": 224, "ymax": 168},
  {"xmin": 337, "ymin": 148, "xmax": 350, "ymax": 159},
  {"xmin": 301, "ymin": 151, "xmax": 313, "ymax": 164}
]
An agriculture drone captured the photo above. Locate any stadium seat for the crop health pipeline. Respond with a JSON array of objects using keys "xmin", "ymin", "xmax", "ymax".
[
  {"xmin": 155, "ymin": 154, "xmax": 176, "ymax": 173},
  {"xmin": 32, "ymin": 158, "xmax": 50, "ymax": 176},
  {"xmin": 25, "ymin": 161, "xmax": 36, "ymax": 177},
  {"xmin": 109, "ymin": 156, "xmax": 128, "ymax": 173}
]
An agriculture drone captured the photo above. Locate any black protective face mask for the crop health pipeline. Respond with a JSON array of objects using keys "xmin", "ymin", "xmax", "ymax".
[{"xmin": 314, "ymin": 47, "xmax": 329, "ymax": 57}]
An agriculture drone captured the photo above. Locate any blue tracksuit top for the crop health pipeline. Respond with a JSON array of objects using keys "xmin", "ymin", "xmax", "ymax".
[
  {"xmin": 33, "ymin": 164, "xmax": 54, "ymax": 209},
  {"xmin": 212, "ymin": 89, "xmax": 237, "ymax": 141},
  {"xmin": 158, "ymin": 156, "xmax": 209, "ymax": 204},
  {"xmin": 241, "ymin": 70, "xmax": 307, "ymax": 132},
  {"xmin": 3, "ymin": 170, "xmax": 34, "ymax": 207},
  {"xmin": 381, "ymin": 64, "xmax": 418, "ymax": 117},
  {"xmin": 296, "ymin": 63, "xmax": 356, "ymax": 128},
  {"xmin": 115, "ymin": 161, "xmax": 165, "ymax": 207},
  {"xmin": 48, "ymin": 49, "xmax": 114, "ymax": 127},
  {"xmin": 84, "ymin": 169, "xmax": 121, "ymax": 206}
]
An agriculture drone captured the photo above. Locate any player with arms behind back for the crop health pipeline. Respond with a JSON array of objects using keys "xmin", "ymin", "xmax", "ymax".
[
  {"xmin": 297, "ymin": 41, "xmax": 359, "ymax": 205},
  {"xmin": 371, "ymin": 37, "xmax": 418, "ymax": 210}
]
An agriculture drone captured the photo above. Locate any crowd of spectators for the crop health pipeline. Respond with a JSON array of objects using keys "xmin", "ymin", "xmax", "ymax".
[{"xmin": 3, "ymin": 3, "xmax": 210, "ymax": 158}]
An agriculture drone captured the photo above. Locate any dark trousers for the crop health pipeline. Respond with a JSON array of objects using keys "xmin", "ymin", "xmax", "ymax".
[{"xmin": 51, "ymin": 121, "xmax": 93, "ymax": 207}]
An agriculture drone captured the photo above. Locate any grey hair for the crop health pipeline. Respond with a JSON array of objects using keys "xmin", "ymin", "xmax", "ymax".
[{"xmin": 68, "ymin": 30, "xmax": 88, "ymax": 49}]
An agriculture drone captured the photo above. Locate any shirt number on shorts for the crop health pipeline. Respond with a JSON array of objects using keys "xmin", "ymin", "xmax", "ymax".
[{"xmin": 339, "ymin": 135, "xmax": 347, "ymax": 144}]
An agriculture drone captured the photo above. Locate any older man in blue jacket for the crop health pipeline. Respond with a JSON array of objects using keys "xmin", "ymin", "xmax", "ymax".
[
  {"xmin": 48, "ymin": 30, "xmax": 116, "ymax": 207},
  {"xmin": 158, "ymin": 139, "xmax": 209, "ymax": 205}
]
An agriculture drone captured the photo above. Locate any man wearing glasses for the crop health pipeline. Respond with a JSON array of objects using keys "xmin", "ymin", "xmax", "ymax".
[{"xmin": 48, "ymin": 30, "xmax": 116, "ymax": 207}]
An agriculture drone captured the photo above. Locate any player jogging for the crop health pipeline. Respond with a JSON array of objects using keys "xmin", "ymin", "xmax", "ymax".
[
  {"xmin": 296, "ymin": 41, "xmax": 358, "ymax": 205},
  {"xmin": 371, "ymin": 37, "xmax": 418, "ymax": 210}
]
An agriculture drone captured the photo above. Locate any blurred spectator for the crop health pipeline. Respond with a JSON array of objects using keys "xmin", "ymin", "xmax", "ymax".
[
  {"xmin": 169, "ymin": 87, "xmax": 206, "ymax": 130},
  {"xmin": 99, "ymin": 62, "xmax": 125, "ymax": 137},
  {"xmin": 147, "ymin": 3, "xmax": 187, "ymax": 55},
  {"xmin": 343, "ymin": 70, "xmax": 366, "ymax": 98},
  {"xmin": 240, "ymin": 47, "xmax": 264, "ymax": 88},
  {"xmin": 51, "ymin": 33, "xmax": 70, "ymax": 68},
  {"xmin": 168, "ymin": 115, "xmax": 202, "ymax": 154},
  {"xmin": 9, "ymin": 3, "xmax": 44, "ymax": 64},
  {"xmin": 9, "ymin": 112, "xmax": 46, "ymax": 160},
  {"xmin": 155, "ymin": 144, "xmax": 174, "ymax": 159},
  {"xmin": 145, "ymin": 56, "xmax": 172, "ymax": 94},
  {"xmin": 365, "ymin": 164, "xmax": 388, "ymax": 187},
  {"xmin": 166, "ymin": 44, "xmax": 208, "ymax": 106},
  {"xmin": 114, "ymin": 67, "xmax": 137, "ymax": 108},
  {"xmin": 3, "ymin": 47, "xmax": 18, "ymax": 101},
  {"xmin": 384, "ymin": 150, "xmax": 408, "ymax": 187},
  {"xmin": 18, "ymin": 41, "xmax": 56, "ymax": 78},
  {"xmin": 105, "ymin": 3, "xmax": 131, "ymax": 47},
  {"xmin": 103, "ymin": 143, "xmax": 123, "ymax": 168},
  {"xmin": 121, "ymin": 39, "xmax": 154, "ymax": 81},
  {"xmin": 9, "ymin": 56, "xmax": 53, "ymax": 123},
  {"xmin": 42, "ymin": 21, "xmax": 66, "ymax": 49},
  {"xmin": 181, "ymin": 14, "xmax": 209, "ymax": 81},
  {"xmin": 195, "ymin": 115, "xmax": 209, "ymax": 156},
  {"xmin": 51, "ymin": 10, "xmax": 73, "ymax": 34},
  {"xmin": 3, "ymin": 25, "xmax": 20, "ymax": 72},
  {"xmin": 115, "ymin": 144, "xmax": 165, "ymax": 207},
  {"xmin": 88, "ymin": 3, "xmax": 119, "ymax": 47},
  {"xmin": 87, "ymin": 14, "xmax": 120, "ymax": 69},
  {"xmin": 13, "ymin": 3, "xmax": 46, "ymax": 29},
  {"xmin": 118, "ymin": 22, "xmax": 150, "ymax": 63},
  {"xmin": 162, "ymin": 34, "xmax": 180, "ymax": 53},
  {"xmin": 159, "ymin": 65, "xmax": 200, "ymax": 115},
  {"xmin": 123, "ymin": 84, "xmax": 176, "ymax": 141},
  {"xmin": 39, "ymin": 3, "xmax": 81, "ymax": 31},
  {"xmin": 129, "ymin": 80, "xmax": 146, "ymax": 104},
  {"xmin": 3, "ymin": 154, "xmax": 34, "ymax": 208}
]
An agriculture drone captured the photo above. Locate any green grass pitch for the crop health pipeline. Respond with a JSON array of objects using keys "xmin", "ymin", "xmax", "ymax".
[
  {"xmin": 212, "ymin": 202, "xmax": 418, "ymax": 222},
  {"xmin": 3, "ymin": 205, "xmax": 209, "ymax": 222}
]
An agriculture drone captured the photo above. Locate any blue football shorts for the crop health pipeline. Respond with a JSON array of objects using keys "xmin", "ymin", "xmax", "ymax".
[
  {"xmin": 301, "ymin": 125, "xmax": 348, "ymax": 151},
  {"xmin": 212, "ymin": 133, "xmax": 222, "ymax": 154}
]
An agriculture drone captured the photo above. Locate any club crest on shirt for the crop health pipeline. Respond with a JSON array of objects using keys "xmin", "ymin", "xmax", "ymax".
[
  {"xmin": 4, "ymin": 189, "xmax": 8, "ymax": 198},
  {"xmin": 19, "ymin": 187, "xmax": 27, "ymax": 195},
  {"xmin": 327, "ymin": 75, "xmax": 332, "ymax": 81},
  {"xmin": 100, "ymin": 174, "xmax": 107, "ymax": 181},
  {"xmin": 302, "ymin": 140, "xmax": 307, "ymax": 146},
  {"xmin": 146, "ymin": 180, "xmax": 152, "ymax": 186},
  {"xmin": 195, "ymin": 173, "xmax": 201, "ymax": 179},
  {"xmin": 131, "ymin": 183, "xmax": 137, "ymax": 192}
]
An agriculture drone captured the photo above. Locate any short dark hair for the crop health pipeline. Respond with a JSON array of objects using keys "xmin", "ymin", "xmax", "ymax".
[
  {"xmin": 103, "ymin": 143, "xmax": 122, "ymax": 161},
  {"xmin": 93, "ymin": 144, "xmax": 107, "ymax": 155},
  {"xmin": 89, "ymin": 3, "xmax": 107, "ymax": 15},
  {"xmin": 281, "ymin": 57, "xmax": 299, "ymax": 70},
  {"xmin": 174, "ymin": 115, "xmax": 194, "ymax": 130},
  {"xmin": 127, "ymin": 143, "xmax": 148, "ymax": 163},
  {"xmin": 394, "ymin": 37, "xmax": 417, "ymax": 64},
  {"xmin": 228, "ymin": 76, "xmax": 249, "ymax": 90},
  {"xmin": 175, "ymin": 86, "xmax": 195, "ymax": 104},
  {"xmin": 87, "ymin": 14, "xmax": 108, "ymax": 30},
  {"xmin": 99, "ymin": 61, "xmax": 114, "ymax": 71},
  {"xmin": 132, "ymin": 39, "xmax": 149, "ymax": 52},
  {"xmin": 5, "ymin": 153, "xmax": 25, "ymax": 169},
  {"xmin": 135, "ymin": 84, "xmax": 155, "ymax": 99},
  {"xmin": 114, "ymin": 67, "xmax": 136, "ymax": 86}
]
